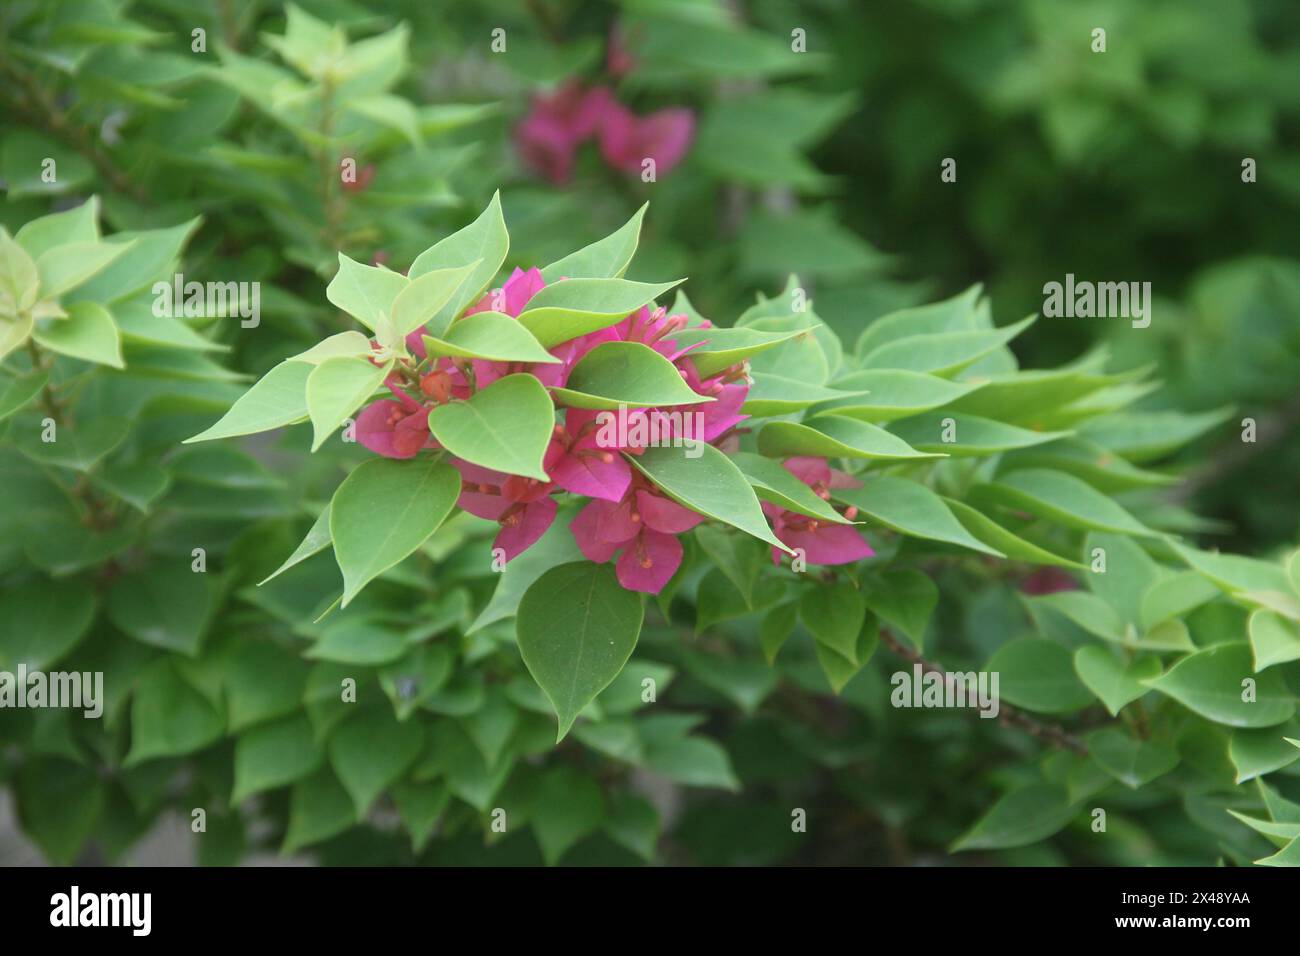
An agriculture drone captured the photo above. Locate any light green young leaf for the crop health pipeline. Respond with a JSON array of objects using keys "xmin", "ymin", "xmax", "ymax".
[
  {"xmin": 390, "ymin": 262, "xmax": 476, "ymax": 337},
  {"xmin": 408, "ymin": 191, "xmax": 509, "ymax": 335},
  {"xmin": 185, "ymin": 360, "xmax": 311, "ymax": 443},
  {"xmin": 516, "ymin": 277, "xmax": 684, "ymax": 348},
  {"xmin": 14, "ymin": 197, "xmax": 100, "ymax": 259},
  {"xmin": 421, "ymin": 311, "xmax": 558, "ymax": 364},
  {"xmin": 540, "ymin": 203, "xmax": 646, "ymax": 282},
  {"xmin": 669, "ymin": 326, "xmax": 813, "ymax": 379},
  {"xmin": 427, "ymin": 373, "xmax": 554, "ymax": 480},
  {"xmin": 306, "ymin": 355, "xmax": 391, "ymax": 451},
  {"xmin": 35, "ymin": 239, "xmax": 133, "ymax": 300},
  {"xmin": 1249, "ymin": 610, "xmax": 1300, "ymax": 672},
  {"xmin": 816, "ymin": 369, "xmax": 981, "ymax": 422},
  {"xmin": 32, "ymin": 301, "xmax": 122, "ymax": 368},
  {"xmin": 325, "ymin": 254, "xmax": 409, "ymax": 330}
]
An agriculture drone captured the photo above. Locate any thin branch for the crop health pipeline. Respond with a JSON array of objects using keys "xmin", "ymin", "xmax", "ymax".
[{"xmin": 879, "ymin": 628, "xmax": 1088, "ymax": 756}]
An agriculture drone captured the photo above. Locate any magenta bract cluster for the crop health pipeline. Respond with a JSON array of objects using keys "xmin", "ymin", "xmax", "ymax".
[{"xmin": 355, "ymin": 267, "xmax": 872, "ymax": 593}]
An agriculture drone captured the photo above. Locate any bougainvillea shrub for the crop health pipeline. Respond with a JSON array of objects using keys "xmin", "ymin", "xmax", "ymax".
[{"xmin": 2, "ymin": 2, "xmax": 1299, "ymax": 869}]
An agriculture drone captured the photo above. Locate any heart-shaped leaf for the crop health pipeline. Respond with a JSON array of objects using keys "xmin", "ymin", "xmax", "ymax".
[{"xmin": 427, "ymin": 373, "xmax": 554, "ymax": 480}]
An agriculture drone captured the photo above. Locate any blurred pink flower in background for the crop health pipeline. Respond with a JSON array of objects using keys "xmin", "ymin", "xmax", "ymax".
[{"xmin": 515, "ymin": 81, "xmax": 695, "ymax": 184}]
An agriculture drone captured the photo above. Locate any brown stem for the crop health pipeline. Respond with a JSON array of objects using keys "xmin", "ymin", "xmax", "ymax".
[{"xmin": 879, "ymin": 628, "xmax": 1088, "ymax": 756}]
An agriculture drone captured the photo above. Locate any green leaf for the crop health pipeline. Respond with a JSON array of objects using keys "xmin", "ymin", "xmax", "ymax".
[
  {"xmin": 15, "ymin": 415, "xmax": 130, "ymax": 472},
  {"xmin": 553, "ymin": 341, "xmax": 712, "ymax": 409},
  {"xmin": 888, "ymin": 412, "xmax": 1068, "ymax": 456},
  {"xmin": 854, "ymin": 284, "xmax": 985, "ymax": 357},
  {"xmin": 392, "ymin": 782, "xmax": 451, "ymax": 854},
  {"xmin": 427, "ymin": 373, "xmax": 554, "ymax": 480},
  {"xmin": 1088, "ymin": 729, "xmax": 1179, "ymax": 788},
  {"xmin": 631, "ymin": 443, "xmax": 792, "ymax": 553},
  {"xmin": 328, "ymin": 707, "xmax": 425, "ymax": 815},
  {"xmin": 32, "ymin": 301, "xmax": 122, "ymax": 368},
  {"xmin": 0, "ymin": 226, "xmax": 41, "ymax": 314},
  {"xmin": 325, "ymin": 254, "xmax": 408, "ymax": 330},
  {"xmin": 987, "ymin": 638, "xmax": 1095, "ymax": 714},
  {"xmin": 951, "ymin": 784, "xmax": 1076, "ymax": 851},
  {"xmin": 540, "ymin": 203, "xmax": 646, "ymax": 282},
  {"xmin": 185, "ymin": 361, "xmax": 311, "ymax": 443},
  {"xmin": 390, "ymin": 262, "xmax": 476, "ymax": 337},
  {"xmin": 14, "ymin": 198, "xmax": 100, "ymax": 259},
  {"xmin": 863, "ymin": 568, "xmax": 937, "ymax": 650},
  {"xmin": 642, "ymin": 733, "xmax": 740, "ymax": 791},
  {"xmin": 283, "ymin": 768, "xmax": 357, "ymax": 853},
  {"xmin": 943, "ymin": 497, "xmax": 1083, "ymax": 568},
  {"xmin": 1255, "ymin": 837, "xmax": 1300, "ymax": 867},
  {"xmin": 107, "ymin": 566, "xmax": 216, "ymax": 656},
  {"xmin": 604, "ymin": 792, "xmax": 659, "ymax": 861},
  {"xmin": 305, "ymin": 618, "xmax": 407, "ymax": 665},
  {"xmin": 757, "ymin": 415, "xmax": 942, "ymax": 462},
  {"xmin": 0, "ymin": 368, "xmax": 49, "ymax": 421},
  {"xmin": 421, "ymin": 310, "xmax": 557, "ymax": 363},
  {"xmin": 305, "ymin": 355, "xmax": 390, "ymax": 451},
  {"xmin": 669, "ymin": 326, "xmax": 813, "ymax": 379},
  {"xmin": 815, "ymin": 369, "xmax": 982, "ymax": 422},
  {"xmin": 232, "ymin": 715, "xmax": 323, "ymax": 802},
  {"xmin": 73, "ymin": 218, "xmax": 201, "ymax": 304},
  {"xmin": 287, "ymin": 331, "xmax": 373, "ymax": 365},
  {"xmin": 1144, "ymin": 644, "xmax": 1295, "ymax": 728},
  {"xmin": 516, "ymin": 562, "xmax": 645, "ymax": 740},
  {"xmin": 1249, "ymin": 610, "xmax": 1300, "ymax": 672},
  {"xmin": 330, "ymin": 457, "xmax": 461, "ymax": 606},
  {"xmin": 224, "ymin": 641, "xmax": 308, "ymax": 733},
  {"xmin": 834, "ymin": 478, "xmax": 1002, "ymax": 556},
  {"xmin": 1229, "ymin": 722, "xmax": 1300, "ymax": 784},
  {"xmin": 346, "ymin": 93, "xmax": 422, "ymax": 147},
  {"xmin": 729, "ymin": 451, "xmax": 852, "ymax": 524},
  {"xmin": 0, "ymin": 311, "xmax": 34, "ymax": 361},
  {"xmin": 1139, "ymin": 570, "xmax": 1220, "ymax": 630},
  {"xmin": 409, "ymin": 191, "xmax": 509, "ymax": 335},
  {"xmin": 125, "ymin": 661, "xmax": 225, "ymax": 766},
  {"xmin": 531, "ymin": 767, "xmax": 606, "ymax": 865},
  {"xmin": 742, "ymin": 373, "xmax": 864, "ymax": 416},
  {"xmin": 800, "ymin": 581, "xmax": 867, "ymax": 662},
  {"xmin": 260, "ymin": 508, "xmax": 332, "ymax": 586},
  {"xmin": 0, "ymin": 576, "xmax": 96, "ymax": 670},
  {"xmin": 860, "ymin": 316, "xmax": 1036, "ymax": 376},
  {"xmin": 35, "ymin": 239, "xmax": 133, "ymax": 300},
  {"xmin": 516, "ymin": 277, "xmax": 684, "ymax": 348},
  {"xmin": 970, "ymin": 469, "xmax": 1159, "ymax": 537},
  {"xmin": 1073, "ymin": 646, "xmax": 1158, "ymax": 715},
  {"xmin": 15, "ymin": 758, "xmax": 105, "ymax": 864}
]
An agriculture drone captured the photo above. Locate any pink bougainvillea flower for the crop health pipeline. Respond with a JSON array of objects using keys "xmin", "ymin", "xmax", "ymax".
[
  {"xmin": 356, "ymin": 397, "xmax": 430, "ymax": 459},
  {"xmin": 676, "ymin": 359, "xmax": 749, "ymax": 443},
  {"xmin": 453, "ymin": 447, "xmax": 563, "ymax": 561},
  {"xmin": 599, "ymin": 102, "xmax": 695, "ymax": 176},
  {"xmin": 1019, "ymin": 567, "xmax": 1078, "ymax": 595},
  {"xmin": 465, "ymin": 266, "xmax": 546, "ymax": 318},
  {"xmin": 515, "ymin": 83, "xmax": 615, "ymax": 184},
  {"xmin": 356, "ymin": 375, "xmax": 432, "ymax": 459},
  {"xmin": 549, "ymin": 408, "xmax": 634, "ymax": 502},
  {"xmin": 570, "ymin": 479, "xmax": 703, "ymax": 593},
  {"xmin": 764, "ymin": 457, "xmax": 873, "ymax": 566}
]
